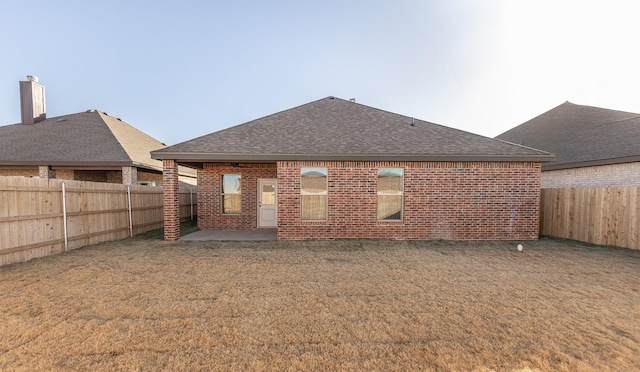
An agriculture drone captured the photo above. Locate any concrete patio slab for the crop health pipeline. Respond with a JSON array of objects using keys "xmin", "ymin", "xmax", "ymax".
[{"xmin": 180, "ymin": 229, "xmax": 277, "ymax": 241}]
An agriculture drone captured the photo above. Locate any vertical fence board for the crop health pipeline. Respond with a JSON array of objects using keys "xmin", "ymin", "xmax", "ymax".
[
  {"xmin": 632, "ymin": 188, "xmax": 640, "ymax": 248},
  {"xmin": 0, "ymin": 176, "xmax": 197, "ymax": 266},
  {"xmin": 540, "ymin": 187, "xmax": 639, "ymax": 250}
]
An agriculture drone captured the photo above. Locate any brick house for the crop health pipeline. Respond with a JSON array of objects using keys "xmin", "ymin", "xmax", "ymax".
[
  {"xmin": 0, "ymin": 76, "xmax": 196, "ymax": 185},
  {"xmin": 496, "ymin": 102, "xmax": 640, "ymax": 188},
  {"xmin": 152, "ymin": 96, "xmax": 554, "ymax": 240}
]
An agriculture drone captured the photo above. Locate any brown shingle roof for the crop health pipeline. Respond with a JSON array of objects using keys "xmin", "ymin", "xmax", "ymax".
[
  {"xmin": 152, "ymin": 96, "xmax": 553, "ymax": 163},
  {"xmin": 0, "ymin": 110, "xmax": 195, "ymax": 178},
  {"xmin": 496, "ymin": 102, "xmax": 640, "ymax": 170}
]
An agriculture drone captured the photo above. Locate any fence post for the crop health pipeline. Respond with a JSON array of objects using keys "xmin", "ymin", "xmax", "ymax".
[
  {"xmin": 190, "ymin": 188, "xmax": 194, "ymax": 220},
  {"xmin": 127, "ymin": 186, "xmax": 133, "ymax": 237},
  {"xmin": 62, "ymin": 181, "xmax": 68, "ymax": 251}
]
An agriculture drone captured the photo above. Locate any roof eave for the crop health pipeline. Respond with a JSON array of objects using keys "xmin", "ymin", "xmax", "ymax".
[
  {"xmin": 0, "ymin": 160, "xmax": 133, "ymax": 167},
  {"xmin": 542, "ymin": 155, "xmax": 640, "ymax": 171},
  {"xmin": 151, "ymin": 152, "xmax": 556, "ymax": 163},
  {"xmin": 131, "ymin": 162, "xmax": 163, "ymax": 173}
]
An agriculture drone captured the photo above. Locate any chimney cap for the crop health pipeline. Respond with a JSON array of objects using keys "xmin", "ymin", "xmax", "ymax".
[{"xmin": 26, "ymin": 75, "xmax": 39, "ymax": 83}]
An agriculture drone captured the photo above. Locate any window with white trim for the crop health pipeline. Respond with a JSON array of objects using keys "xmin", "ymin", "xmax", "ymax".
[
  {"xmin": 221, "ymin": 174, "xmax": 241, "ymax": 214},
  {"xmin": 301, "ymin": 167, "xmax": 327, "ymax": 220},
  {"xmin": 377, "ymin": 168, "xmax": 403, "ymax": 220}
]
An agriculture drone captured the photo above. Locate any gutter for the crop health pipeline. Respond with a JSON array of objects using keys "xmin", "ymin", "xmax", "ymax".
[
  {"xmin": 0, "ymin": 161, "xmax": 132, "ymax": 167},
  {"xmin": 150, "ymin": 151, "xmax": 556, "ymax": 163}
]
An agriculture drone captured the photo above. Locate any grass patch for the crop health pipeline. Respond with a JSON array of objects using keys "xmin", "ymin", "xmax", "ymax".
[{"xmin": 1, "ymin": 238, "xmax": 639, "ymax": 370}]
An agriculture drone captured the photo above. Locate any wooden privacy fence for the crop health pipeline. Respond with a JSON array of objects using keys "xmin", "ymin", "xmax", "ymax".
[
  {"xmin": 0, "ymin": 176, "xmax": 197, "ymax": 266},
  {"xmin": 540, "ymin": 187, "xmax": 639, "ymax": 250}
]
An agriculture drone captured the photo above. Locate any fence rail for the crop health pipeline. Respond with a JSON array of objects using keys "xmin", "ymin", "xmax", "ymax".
[
  {"xmin": 540, "ymin": 187, "xmax": 639, "ymax": 250},
  {"xmin": 0, "ymin": 176, "xmax": 196, "ymax": 266}
]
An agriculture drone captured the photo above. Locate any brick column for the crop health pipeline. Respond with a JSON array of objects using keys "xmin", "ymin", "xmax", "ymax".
[
  {"xmin": 163, "ymin": 160, "xmax": 180, "ymax": 241},
  {"xmin": 38, "ymin": 165, "xmax": 55, "ymax": 179},
  {"xmin": 122, "ymin": 166, "xmax": 138, "ymax": 185}
]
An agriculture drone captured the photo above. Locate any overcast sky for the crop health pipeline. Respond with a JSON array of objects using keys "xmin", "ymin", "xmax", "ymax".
[{"xmin": 1, "ymin": 0, "xmax": 639, "ymax": 145}]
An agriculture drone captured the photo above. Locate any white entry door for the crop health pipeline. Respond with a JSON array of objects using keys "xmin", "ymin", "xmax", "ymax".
[{"xmin": 258, "ymin": 179, "xmax": 277, "ymax": 227}]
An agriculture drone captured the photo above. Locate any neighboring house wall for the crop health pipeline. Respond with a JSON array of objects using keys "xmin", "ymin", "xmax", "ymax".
[
  {"xmin": 198, "ymin": 163, "xmax": 277, "ymax": 230},
  {"xmin": 0, "ymin": 169, "xmax": 38, "ymax": 177},
  {"xmin": 137, "ymin": 170, "xmax": 197, "ymax": 187},
  {"xmin": 107, "ymin": 171, "xmax": 122, "ymax": 183},
  {"xmin": 542, "ymin": 162, "xmax": 640, "ymax": 188},
  {"xmin": 0, "ymin": 167, "xmax": 174, "ymax": 186},
  {"xmin": 67, "ymin": 170, "xmax": 122, "ymax": 183},
  {"xmin": 138, "ymin": 170, "xmax": 164, "ymax": 185},
  {"xmin": 54, "ymin": 169, "xmax": 75, "ymax": 180},
  {"xmin": 195, "ymin": 161, "xmax": 542, "ymax": 240}
]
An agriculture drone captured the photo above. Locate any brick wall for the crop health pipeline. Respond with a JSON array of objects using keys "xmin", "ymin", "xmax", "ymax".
[
  {"xmin": 0, "ymin": 169, "xmax": 38, "ymax": 177},
  {"xmin": 107, "ymin": 170, "xmax": 123, "ymax": 183},
  {"xmin": 163, "ymin": 160, "xmax": 180, "ymax": 241},
  {"xmin": 0, "ymin": 168, "xmax": 168, "ymax": 185},
  {"xmin": 277, "ymin": 161, "xmax": 542, "ymax": 240},
  {"xmin": 542, "ymin": 162, "xmax": 640, "ymax": 188},
  {"xmin": 198, "ymin": 163, "xmax": 277, "ymax": 230},
  {"xmin": 138, "ymin": 170, "xmax": 164, "ymax": 185},
  {"xmin": 71, "ymin": 170, "xmax": 122, "ymax": 183},
  {"xmin": 53, "ymin": 169, "xmax": 74, "ymax": 180}
]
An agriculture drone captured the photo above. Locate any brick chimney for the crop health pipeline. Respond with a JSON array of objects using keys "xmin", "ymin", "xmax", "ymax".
[{"xmin": 20, "ymin": 75, "xmax": 46, "ymax": 124}]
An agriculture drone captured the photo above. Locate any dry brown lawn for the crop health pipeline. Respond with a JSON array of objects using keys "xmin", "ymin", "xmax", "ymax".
[{"xmin": 1, "ymin": 229, "xmax": 639, "ymax": 371}]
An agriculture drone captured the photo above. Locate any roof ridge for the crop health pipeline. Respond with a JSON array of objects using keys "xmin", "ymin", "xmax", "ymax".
[
  {"xmin": 492, "ymin": 137, "xmax": 554, "ymax": 156},
  {"xmin": 495, "ymin": 101, "xmax": 577, "ymax": 138},
  {"xmin": 559, "ymin": 101, "xmax": 640, "ymax": 116},
  {"xmin": 604, "ymin": 115, "xmax": 640, "ymax": 125},
  {"xmin": 99, "ymin": 112, "xmax": 169, "ymax": 170},
  {"xmin": 95, "ymin": 111, "xmax": 133, "ymax": 163},
  {"xmin": 152, "ymin": 96, "xmax": 555, "ymax": 162}
]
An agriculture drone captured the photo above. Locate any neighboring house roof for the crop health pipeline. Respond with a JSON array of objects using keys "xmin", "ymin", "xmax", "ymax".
[
  {"xmin": 152, "ymin": 96, "xmax": 554, "ymax": 165},
  {"xmin": 0, "ymin": 110, "xmax": 196, "ymax": 177},
  {"xmin": 496, "ymin": 102, "xmax": 640, "ymax": 171}
]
